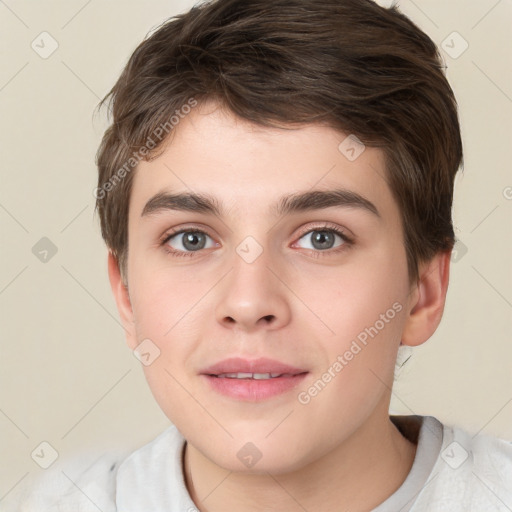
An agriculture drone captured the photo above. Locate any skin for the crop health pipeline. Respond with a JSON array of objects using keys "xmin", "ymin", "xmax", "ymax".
[{"xmin": 109, "ymin": 100, "xmax": 451, "ymax": 511}]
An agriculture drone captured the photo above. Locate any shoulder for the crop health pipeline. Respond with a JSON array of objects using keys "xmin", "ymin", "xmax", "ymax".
[
  {"xmin": 114, "ymin": 424, "xmax": 191, "ymax": 510},
  {"xmin": 5, "ymin": 427, "xmax": 186, "ymax": 511},
  {"xmin": 117, "ymin": 423, "xmax": 184, "ymax": 478},
  {"xmin": 448, "ymin": 422, "xmax": 512, "ymax": 484},
  {"xmin": 414, "ymin": 419, "xmax": 512, "ymax": 511},
  {"xmin": 3, "ymin": 449, "xmax": 127, "ymax": 511}
]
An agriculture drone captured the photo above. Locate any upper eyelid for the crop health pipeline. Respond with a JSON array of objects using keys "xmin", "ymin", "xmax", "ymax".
[
  {"xmin": 160, "ymin": 224, "xmax": 214, "ymax": 242},
  {"xmin": 295, "ymin": 222, "xmax": 350, "ymax": 238}
]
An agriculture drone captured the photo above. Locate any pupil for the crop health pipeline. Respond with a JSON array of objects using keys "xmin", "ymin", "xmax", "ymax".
[
  {"xmin": 312, "ymin": 231, "xmax": 334, "ymax": 250},
  {"xmin": 183, "ymin": 232, "xmax": 205, "ymax": 251}
]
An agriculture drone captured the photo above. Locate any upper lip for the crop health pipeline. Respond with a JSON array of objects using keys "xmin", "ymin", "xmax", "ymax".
[{"xmin": 200, "ymin": 357, "xmax": 308, "ymax": 376}]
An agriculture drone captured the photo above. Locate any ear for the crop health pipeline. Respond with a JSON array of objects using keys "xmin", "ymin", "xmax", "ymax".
[
  {"xmin": 107, "ymin": 251, "xmax": 138, "ymax": 350},
  {"xmin": 401, "ymin": 250, "xmax": 451, "ymax": 347}
]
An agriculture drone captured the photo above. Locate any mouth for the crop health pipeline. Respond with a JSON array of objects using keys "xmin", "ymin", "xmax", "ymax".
[
  {"xmin": 214, "ymin": 372, "xmax": 298, "ymax": 379},
  {"xmin": 200, "ymin": 358, "xmax": 309, "ymax": 401}
]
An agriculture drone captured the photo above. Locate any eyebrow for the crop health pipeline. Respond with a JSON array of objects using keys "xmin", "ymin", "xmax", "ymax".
[{"xmin": 141, "ymin": 188, "xmax": 380, "ymax": 219}]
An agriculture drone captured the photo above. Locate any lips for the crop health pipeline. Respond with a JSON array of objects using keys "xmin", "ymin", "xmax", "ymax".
[
  {"xmin": 200, "ymin": 357, "xmax": 308, "ymax": 377},
  {"xmin": 200, "ymin": 357, "xmax": 309, "ymax": 401},
  {"xmin": 215, "ymin": 372, "xmax": 291, "ymax": 379}
]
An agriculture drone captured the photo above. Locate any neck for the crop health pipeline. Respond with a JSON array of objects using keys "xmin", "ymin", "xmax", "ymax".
[{"xmin": 183, "ymin": 411, "xmax": 417, "ymax": 512}]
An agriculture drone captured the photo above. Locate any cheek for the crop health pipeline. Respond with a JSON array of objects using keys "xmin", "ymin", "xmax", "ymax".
[
  {"xmin": 291, "ymin": 248, "xmax": 408, "ymax": 344},
  {"xmin": 129, "ymin": 266, "xmax": 203, "ymax": 339},
  {"xmin": 288, "ymin": 247, "xmax": 409, "ymax": 408},
  {"xmin": 293, "ymin": 303, "xmax": 408, "ymax": 443},
  {"xmin": 128, "ymin": 269, "xmax": 206, "ymax": 371}
]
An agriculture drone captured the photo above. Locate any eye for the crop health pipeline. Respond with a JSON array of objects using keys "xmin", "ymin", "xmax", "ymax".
[
  {"xmin": 295, "ymin": 226, "xmax": 350, "ymax": 252},
  {"xmin": 162, "ymin": 229, "xmax": 217, "ymax": 255}
]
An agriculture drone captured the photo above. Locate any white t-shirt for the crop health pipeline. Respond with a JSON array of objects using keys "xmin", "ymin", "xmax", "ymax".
[{"xmin": 6, "ymin": 415, "xmax": 512, "ymax": 511}]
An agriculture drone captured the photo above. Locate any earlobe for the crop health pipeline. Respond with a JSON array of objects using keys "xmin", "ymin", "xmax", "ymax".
[
  {"xmin": 401, "ymin": 251, "xmax": 451, "ymax": 347},
  {"xmin": 107, "ymin": 251, "xmax": 138, "ymax": 349}
]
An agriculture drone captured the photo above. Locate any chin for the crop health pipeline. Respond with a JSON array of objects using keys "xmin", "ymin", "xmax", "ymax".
[{"xmin": 194, "ymin": 433, "xmax": 314, "ymax": 475}]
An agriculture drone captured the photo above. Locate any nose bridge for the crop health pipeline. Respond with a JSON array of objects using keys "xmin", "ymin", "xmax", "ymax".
[
  {"xmin": 214, "ymin": 235, "xmax": 291, "ymax": 330},
  {"xmin": 232, "ymin": 237, "xmax": 272, "ymax": 291}
]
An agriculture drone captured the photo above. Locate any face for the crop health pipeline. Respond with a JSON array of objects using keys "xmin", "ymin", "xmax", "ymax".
[{"xmin": 120, "ymin": 101, "xmax": 418, "ymax": 473}]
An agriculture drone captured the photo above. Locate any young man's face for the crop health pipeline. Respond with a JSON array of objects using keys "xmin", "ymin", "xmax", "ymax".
[{"xmin": 115, "ymin": 101, "xmax": 421, "ymax": 472}]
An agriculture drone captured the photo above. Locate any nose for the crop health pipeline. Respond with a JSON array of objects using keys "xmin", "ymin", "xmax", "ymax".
[{"xmin": 215, "ymin": 247, "xmax": 291, "ymax": 333}]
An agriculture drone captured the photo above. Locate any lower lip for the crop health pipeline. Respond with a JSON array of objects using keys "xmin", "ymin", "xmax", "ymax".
[{"xmin": 202, "ymin": 374, "xmax": 308, "ymax": 401}]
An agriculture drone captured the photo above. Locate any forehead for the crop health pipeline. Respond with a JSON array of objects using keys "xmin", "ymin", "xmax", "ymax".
[{"xmin": 129, "ymin": 102, "xmax": 398, "ymax": 226}]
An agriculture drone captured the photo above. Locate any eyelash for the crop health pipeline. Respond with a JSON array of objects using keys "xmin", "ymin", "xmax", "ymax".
[{"xmin": 159, "ymin": 223, "xmax": 354, "ymax": 259}]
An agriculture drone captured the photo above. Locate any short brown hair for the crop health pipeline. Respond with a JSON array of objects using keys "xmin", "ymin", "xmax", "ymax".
[{"xmin": 95, "ymin": 0, "xmax": 463, "ymax": 284}]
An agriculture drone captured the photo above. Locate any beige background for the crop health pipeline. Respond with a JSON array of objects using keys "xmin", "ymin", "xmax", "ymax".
[{"xmin": 1, "ymin": 0, "xmax": 511, "ymax": 501}]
